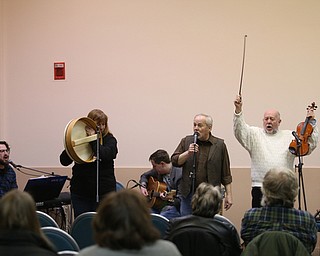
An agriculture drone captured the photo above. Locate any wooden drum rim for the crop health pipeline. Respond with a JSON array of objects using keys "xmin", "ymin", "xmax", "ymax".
[{"xmin": 63, "ymin": 117, "xmax": 97, "ymax": 164}]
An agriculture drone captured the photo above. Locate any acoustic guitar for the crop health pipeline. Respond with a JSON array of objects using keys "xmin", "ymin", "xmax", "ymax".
[{"xmin": 147, "ymin": 176, "xmax": 176, "ymax": 211}]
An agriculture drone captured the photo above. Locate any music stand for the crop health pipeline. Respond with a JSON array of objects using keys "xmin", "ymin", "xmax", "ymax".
[{"xmin": 24, "ymin": 176, "xmax": 68, "ymax": 202}]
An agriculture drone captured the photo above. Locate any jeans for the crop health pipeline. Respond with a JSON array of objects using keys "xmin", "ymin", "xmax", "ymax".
[
  {"xmin": 180, "ymin": 192, "xmax": 193, "ymax": 216},
  {"xmin": 160, "ymin": 205, "xmax": 181, "ymax": 220},
  {"xmin": 151, "ymin": 205, "xmax": 181, "ymax": 220}
]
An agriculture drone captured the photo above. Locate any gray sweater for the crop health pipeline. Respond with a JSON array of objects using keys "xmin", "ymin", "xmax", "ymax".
[{"xmin": 78, "ymin": 240, "xmax": 182, "ymax": 256}]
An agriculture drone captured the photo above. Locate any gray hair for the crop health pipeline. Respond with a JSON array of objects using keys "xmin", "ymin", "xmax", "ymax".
[
  {"xmin": 261, "ymin": 167, "xmax": 298, "ymax": 207},
  {"xmin": 191, "ymin": 182, "xmax": 222, "ymax": 217},
  {"xmin": 194, "ymin": 114, "xmax": 213, "ymax": 129}
]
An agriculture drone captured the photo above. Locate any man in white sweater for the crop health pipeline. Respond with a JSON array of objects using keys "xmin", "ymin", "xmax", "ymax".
[{"xmin": 233, "ymin": 95, "xmax": 318, "ymax": 207}]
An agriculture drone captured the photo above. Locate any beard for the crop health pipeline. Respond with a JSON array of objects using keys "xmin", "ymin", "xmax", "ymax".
[{"xmin": 0, "ymin": 159, "xmax": 9, "ymax": 166}]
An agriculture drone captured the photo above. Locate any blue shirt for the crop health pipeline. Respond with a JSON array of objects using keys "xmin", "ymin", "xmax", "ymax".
[{"xmin": 0, "ymin": 165, "xmax": 18, "ymax": 198}]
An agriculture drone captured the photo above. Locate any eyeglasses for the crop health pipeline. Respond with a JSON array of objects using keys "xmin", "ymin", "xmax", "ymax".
[{"xmin": 0, "ymin": 149, "xmax": 10, "ymax": 153}]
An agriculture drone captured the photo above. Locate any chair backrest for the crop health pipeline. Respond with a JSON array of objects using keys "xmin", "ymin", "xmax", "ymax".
[
  {"xmin": 58, "ymin": 250, "xmax": 79, "ymax": 255},
  {"xmin": 70, "ymin": 211, "xmax": 96, "ymax": 249},
  {"xmin": 37, "ymin": 210, "xmax": 59, "ymax": 228},
  {"xmin": 150, "ymin": 213, "xmax": 169, "ymax": 238},
  {"xmin": 168, "ymin": 226, "xmax": 222, "ymax": 256},
  {"xmin": 42, "ymin": 226, "xmax": 80, "ymax": 252},
  {"xmin": 116, "ymin": 181, "xmax": 125, "ymax": 191},
  {"xmin": 242, "ymin": 231, "xmax": 309, "ymax": 256}
]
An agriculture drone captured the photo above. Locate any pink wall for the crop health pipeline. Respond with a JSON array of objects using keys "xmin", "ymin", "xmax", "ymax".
[{"xmin": 1, "ymin": 0, "xmax": 320, "ymax": 167}]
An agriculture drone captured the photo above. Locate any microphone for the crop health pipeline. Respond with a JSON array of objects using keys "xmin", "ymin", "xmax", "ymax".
[
  {"xmin": 193, "ymin": 132, "xmax": 199, "ymax": 144},
  {"xmin": 292, "ymin": 131, "xmax": 301, "ymax": 143},
  {"xmin": 9, "ymin": 160, "xmax": 21, "ymax": 169}
]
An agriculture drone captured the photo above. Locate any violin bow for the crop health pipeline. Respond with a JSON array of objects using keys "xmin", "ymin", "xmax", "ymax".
[{"xmin": 238, "ymin": 35, "xmax": 248, "ymax": 99}]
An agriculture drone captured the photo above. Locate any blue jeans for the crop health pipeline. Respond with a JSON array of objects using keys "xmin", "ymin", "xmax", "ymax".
[
  {"xmin": 151, "ymin": 205, "xmax": 181, "ymax": 220},
  {"xmin": 71, "ymin": 193, "xmax": 99, "ymax": 219},
  {"xmin": 180, "ymin": 192, "xmax": 192, "ymax": 216},
  {"xmin": 160, "ymin": 205, "xmax": 181, "ymax": 220}
]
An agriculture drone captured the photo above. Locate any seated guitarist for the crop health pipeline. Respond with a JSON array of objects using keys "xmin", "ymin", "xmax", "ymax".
[{"xmin": 139, "ymin": 149, "xmax": 182, "ymax": 220}]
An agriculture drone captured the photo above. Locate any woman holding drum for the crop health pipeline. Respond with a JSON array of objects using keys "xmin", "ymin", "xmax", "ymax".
[{"xmin": 60, "ymin": 109, "xmax": 118, "ymax": 218}]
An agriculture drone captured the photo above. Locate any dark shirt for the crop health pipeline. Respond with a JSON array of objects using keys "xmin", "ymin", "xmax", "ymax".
[
  {"xmin": 241, "ymin": 206, "xmax": 318, "ymax": 253},
  {"xmin": 0, "ymin": 229, "xmax": 58, "ymax": 256},
  {"xmin": 0, "ymin": 165, "xmax": 18, "ymax": 198}
]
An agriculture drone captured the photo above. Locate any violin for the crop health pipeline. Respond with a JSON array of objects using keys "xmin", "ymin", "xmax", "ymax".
[{"xmin": 289, "ymin": 102, "xmax": 317, "ymax": 156}]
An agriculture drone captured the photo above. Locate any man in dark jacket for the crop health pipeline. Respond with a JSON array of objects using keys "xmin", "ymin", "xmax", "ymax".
[{"xmin": 171, "ymin": 113, "xmax": 233, "ymax": 216}]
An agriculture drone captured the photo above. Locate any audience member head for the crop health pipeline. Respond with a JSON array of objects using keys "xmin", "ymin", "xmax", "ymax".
[
  {"xmin": 191, "ymin": 182, "xmax": 222, "ymax": 218},
  {"xmin": 93, "ymin": 189, "xmax": 160, "ymax": 250},
  {"xmin": 0, "ymin": 190, "xmax": 52, "ymax": 241},
  {"xmin": 87, "ymin": 109, "xmax": 110, "ymax": 135},
  {"xmin": 261, "ymin": 167, "xmax": 298, "ymax": 207},
  {"xmin": 149, "ymin": 149, "xmax": 171, "ymax": 175}
]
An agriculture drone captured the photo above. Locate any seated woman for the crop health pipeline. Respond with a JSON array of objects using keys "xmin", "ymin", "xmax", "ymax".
[
  {"xmin": 0, "ymin": 190, "xmax": 57, "ymax": 256},
  {"xmin": 78, "ymin": 189, "xmax": 181, "ymax": 256},
  {"xmin": 165, "ymin": 182, "xmax": 242, "ymax": 256}
]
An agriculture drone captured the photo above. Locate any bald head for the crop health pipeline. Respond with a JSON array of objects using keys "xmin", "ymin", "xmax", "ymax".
[{"xmin": 263, "ymin": 109, "xmax": 281, "ymax": 134}]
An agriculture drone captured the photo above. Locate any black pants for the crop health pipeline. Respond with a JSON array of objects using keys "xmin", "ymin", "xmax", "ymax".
[{"xmin": 251, "ymin": 187, "xmax": 262, "ymax": 208}]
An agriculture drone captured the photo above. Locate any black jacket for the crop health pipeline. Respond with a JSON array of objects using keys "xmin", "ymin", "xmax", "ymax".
[
  {"xmin": 0, "ymin": 230, "xmax": 58, "ymax": 256},
  {"xmin": 165, "ymin": 215, "xmax": 242, "ymax": 256},
  {"xmin": 60, "ymin": 133, "xmax": 118, "ymax": 198}
]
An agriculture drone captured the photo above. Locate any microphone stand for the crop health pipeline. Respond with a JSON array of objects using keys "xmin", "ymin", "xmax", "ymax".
[
  {"xmin": 12, "ymin": 164, "xmax": 70, "ymax": 180},
  {"xmin": 191, "ymin": 153, "xmax": 196, "ymax": 194},
  {"xmin": 294, "ymin": 137, "xmax": 307, "ymax": 211},
  {"xmin": 126, "ymin": 179, "xmax": 145, "ymax": 190},
  {"xmin": 190, "ymin": 133, "xmax": 198, "ymax": 194},
  {"xmin": 95, "ymin": 127, "xmax": 101, "ymax": 203}
]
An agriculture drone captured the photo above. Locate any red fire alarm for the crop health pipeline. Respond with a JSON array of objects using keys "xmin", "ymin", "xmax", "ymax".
[{"xmin": 54, "ymin": 62, "xmax": 65, "ymax": 80}]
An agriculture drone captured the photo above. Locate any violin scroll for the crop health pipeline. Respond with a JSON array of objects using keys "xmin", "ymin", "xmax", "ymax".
[{"xmin": 306, "ymin": 102, "xmax": 317, "ymax": 118}]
